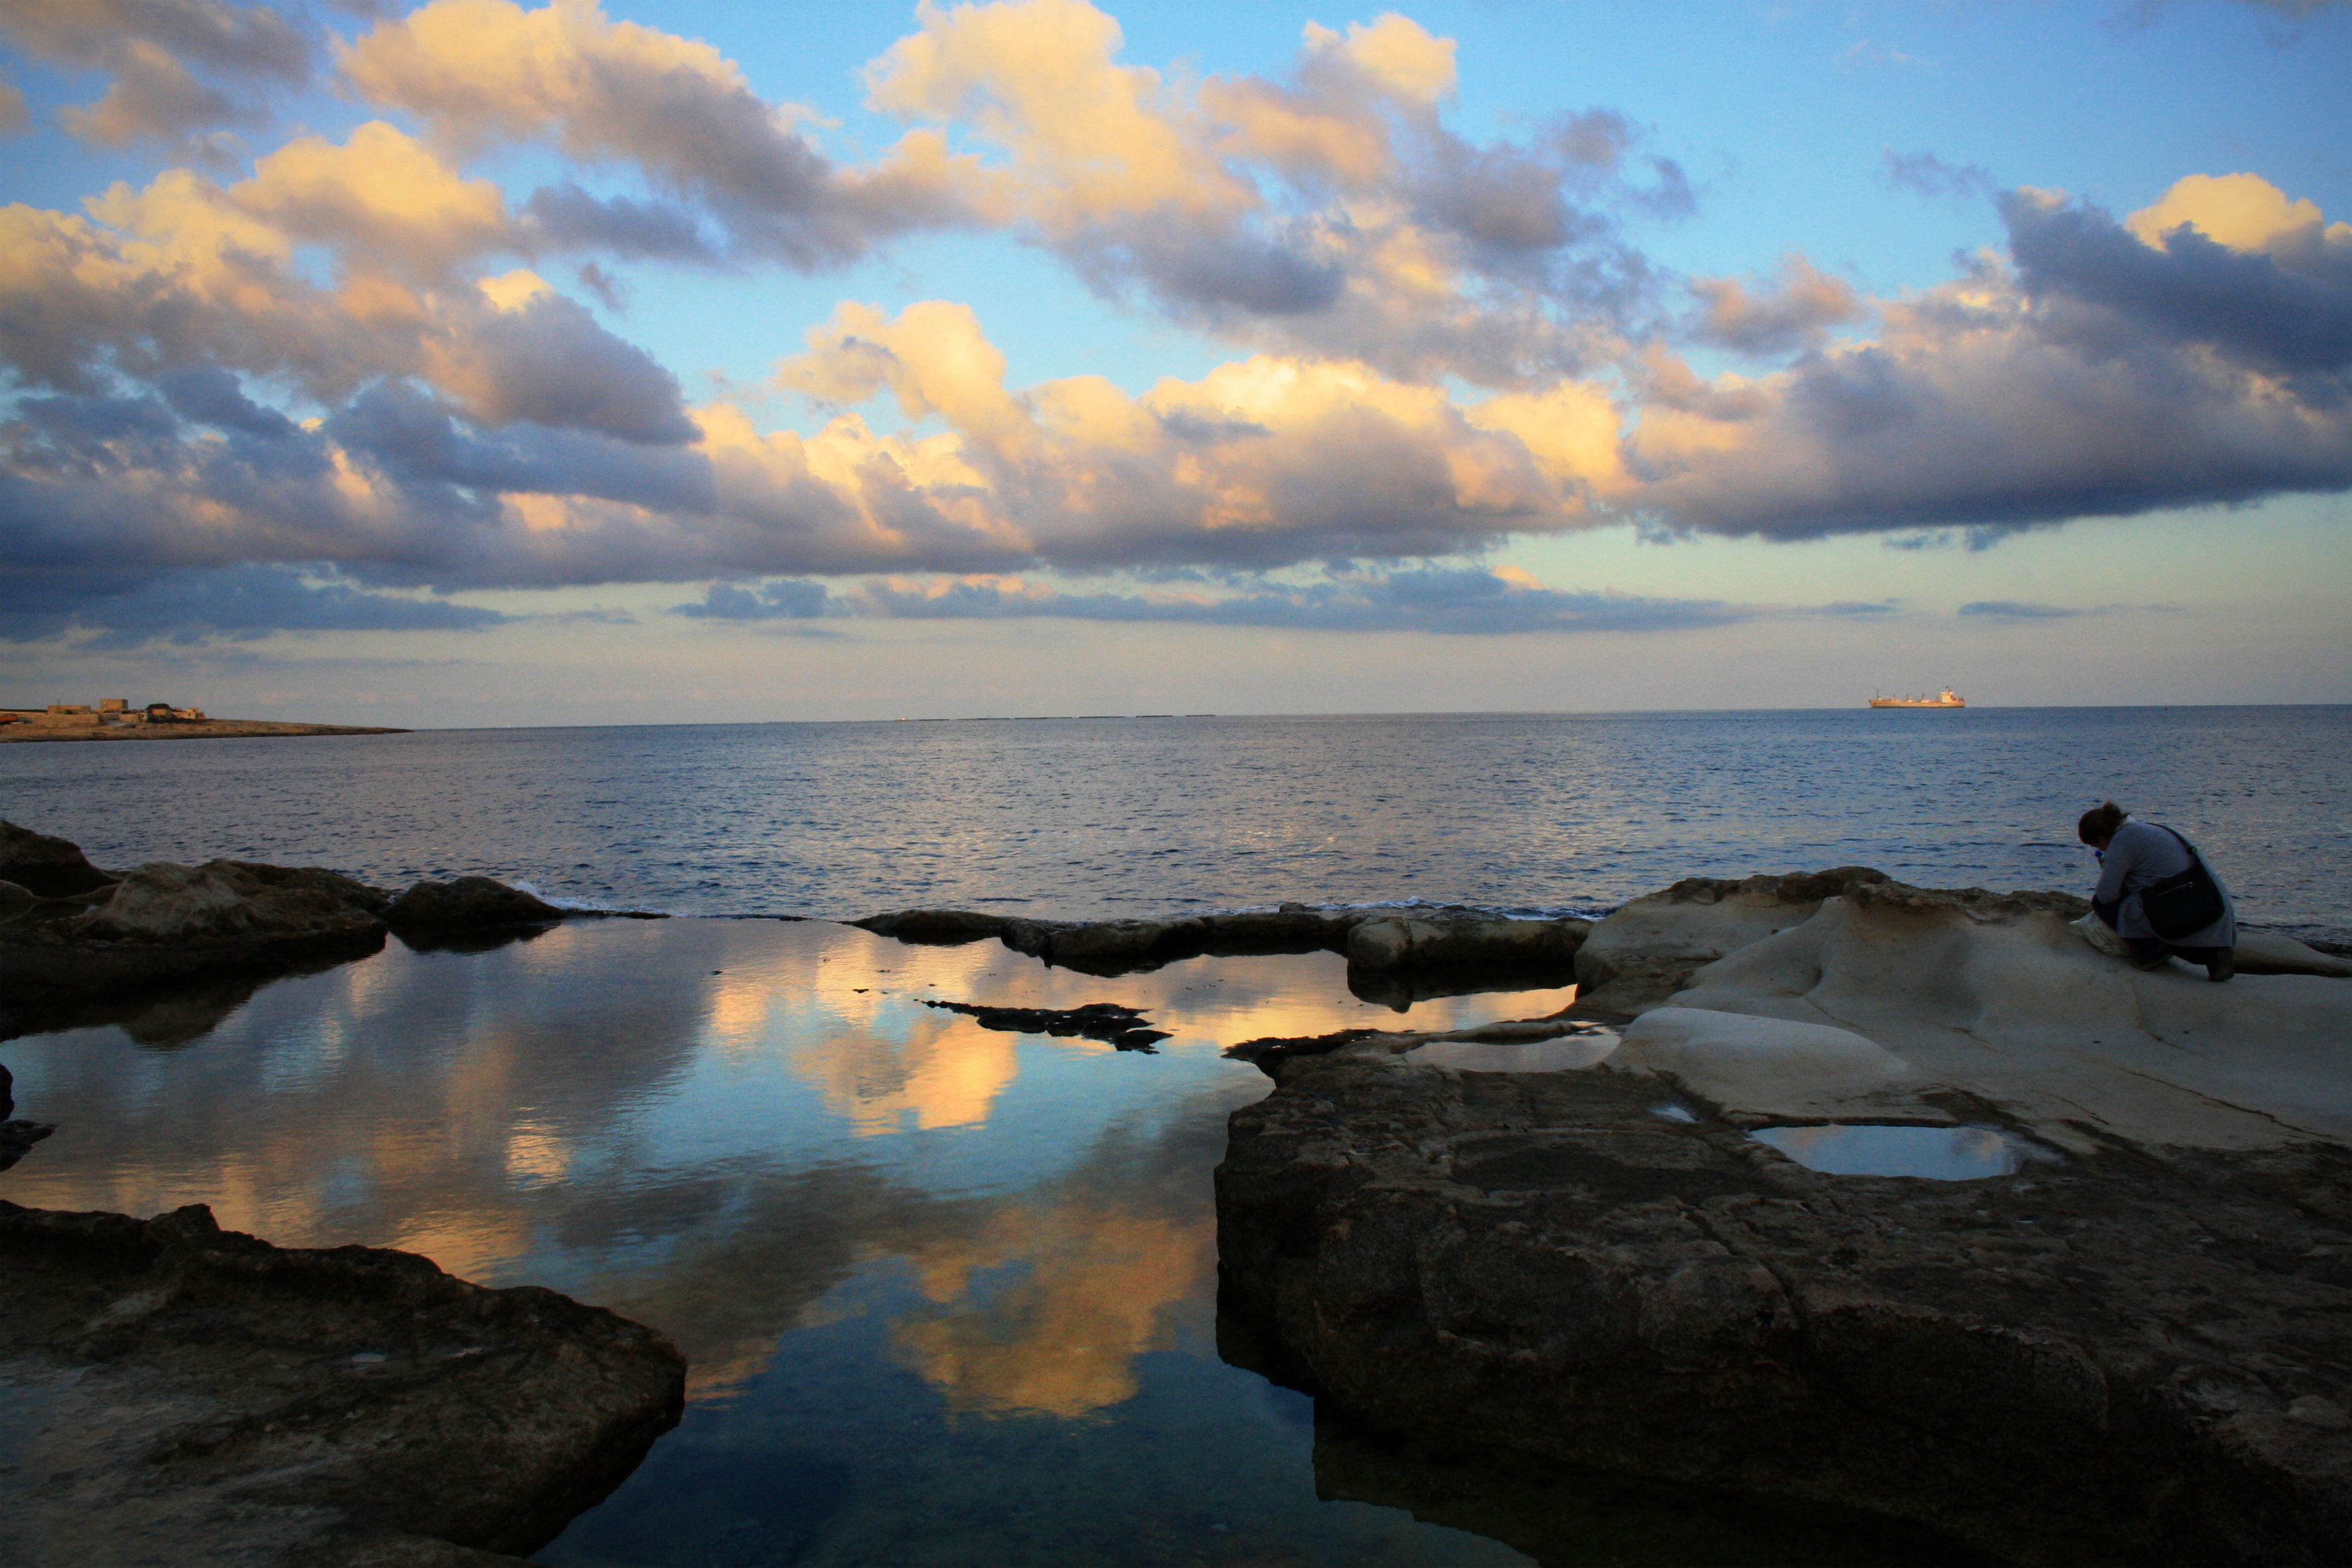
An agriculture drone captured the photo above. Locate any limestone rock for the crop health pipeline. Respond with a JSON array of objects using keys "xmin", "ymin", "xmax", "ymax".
[
  {"xmin": 1215, "ymin": 1054, "xmax": 2352, "ymax": 1567},
  {"xmin": 2237, "ymin": 930, "xmax": 2352, "ymax": 979},
  {"xmin": 0, "ymin": 878, "xmax": 32, "ymax": 904},
  {"xmin": 77, "ymin": 860, "xmax": 387, "ymax": 944},
  {"xmin": 1668, "ymin": 880, "xmax": 2352, "ymax": 1152},
  {"xmin": 1344, "ymin": 913, "xmax": 1589, "ymax": 975},
  {"xmin": 0, "ymin": 1200, "xmax": 684, "ymax": 1568},
  {"xmin": 384, "ymin": 876, "xmax": 563, "ymax": 933},
  {"xmin": 1614, "ymin": 1006, "xmax": 1942, "ymax": 1124},
  {"xmin": 0, "ymin": 819, "xmax": 118, "ymax": 898},
  {"xmin": 1573, "ymin": 867, "xmax": 1893, "ymax": 1016}
]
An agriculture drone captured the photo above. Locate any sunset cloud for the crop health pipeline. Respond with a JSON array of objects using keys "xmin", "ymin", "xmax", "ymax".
[{"xmin": 0, "ymin": 3, "xmax": 2346, "ymax": 663}]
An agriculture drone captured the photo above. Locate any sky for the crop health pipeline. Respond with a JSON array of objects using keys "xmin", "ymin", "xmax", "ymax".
[{"xmin": 0, "ymin": 0, "xmax": 2347, "ymax": 725}]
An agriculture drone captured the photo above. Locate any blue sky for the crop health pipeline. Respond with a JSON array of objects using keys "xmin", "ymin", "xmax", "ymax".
[{"xmin": 1, "ymin": 0, "xmax": 2347, "ymax": 722}]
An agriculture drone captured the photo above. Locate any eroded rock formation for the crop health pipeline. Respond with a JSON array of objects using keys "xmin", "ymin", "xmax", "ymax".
[
  {"xmin": 0, "ymin": 822, "xmax": 601, "ymax": 1012},
  {"xmin": 1217, "ymin": 870, "xmax": 2352, "ymax": 1565},
  {"xmin": 0, "ymin": 1200, "xmax": 685, "ymax": 1567},
  {"xmin": 855, "ymin": 902, "xmax": 1592, "ymax": 1000}
]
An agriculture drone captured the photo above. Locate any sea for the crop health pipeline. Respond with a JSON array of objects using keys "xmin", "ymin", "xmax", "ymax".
[{"xmin": 3, "ymin": 707, "xmax": 2346, "ymax": 1566}]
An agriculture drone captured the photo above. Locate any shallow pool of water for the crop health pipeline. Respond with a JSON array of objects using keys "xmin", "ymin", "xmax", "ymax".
[
  {"xmin": 1, "ymin": 919, "xmax": 1990, "ymax": 1565},
  {"xmin": 1750, "ymin": 1123, "xmax": 2062, "ymax": 1181}
]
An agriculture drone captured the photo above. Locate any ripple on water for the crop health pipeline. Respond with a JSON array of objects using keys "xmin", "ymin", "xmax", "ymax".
[{"xmin": 1750, "ymin": 1123, "xmax": 2063, "ymax": 1180}]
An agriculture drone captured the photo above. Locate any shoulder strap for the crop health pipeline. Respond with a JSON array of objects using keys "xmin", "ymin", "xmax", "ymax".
[{"xmin": 2159, "ymin": 824, "xmax": 2205, "ymax": 867}]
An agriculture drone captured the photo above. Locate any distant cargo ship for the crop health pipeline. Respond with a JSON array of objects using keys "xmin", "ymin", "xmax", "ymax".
[{"xmin": 1868, "ymin": 687, "xmax": 1966, "ymax": 708}]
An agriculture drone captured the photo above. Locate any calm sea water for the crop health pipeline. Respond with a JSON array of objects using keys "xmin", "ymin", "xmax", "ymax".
[{"xmin": 3, "ymin": 707, "xmax": 2348, "ymax": 937}]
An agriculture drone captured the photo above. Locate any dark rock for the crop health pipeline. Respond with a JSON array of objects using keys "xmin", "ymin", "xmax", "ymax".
[
  {"xmin": 0, "ymin": 1119, "xmax": 52, "ymax": 1170},
  {"xmin": 850, "ymin": 909, "xmax": 1014, "ymax": 944},
  {"xmin": 384, "ymin": 876, "xmax": 564, "ymax": 933},
  {"xmin": 0, "ymin": 819, "xmax": 118, "ymax": 898},
  {"xmin": 0, "ymin": 1200, "xmax": 685, "ymax": 1566},
  {"xmin": 1, "ymin": 858, "xmax": 391, "ymax": 1005},
  {"xmin": 921, "ymin": 998, "xmax": 1167, "ymax": 1050},
  {"xmin": 1223, "ymin": 1026, "xmax": 1385, "ymax": 1073},
  {"xmin": 1215, "ymin": 1054, "xmax": 2352, "ymax": 1566}
]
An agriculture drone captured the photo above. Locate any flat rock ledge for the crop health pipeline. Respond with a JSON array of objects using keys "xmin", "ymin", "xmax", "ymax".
[
  {"xmin": 1214, "ymin": 869, "xmax": 2352, "ymax": 1565},
  {"xmin": 0, "ymin": 1200, "xmax": 685, "ymax": 1568},
  {"xmin": 1215, "ymin": 1058, "xmax": 2352, "ymax": 1566}
]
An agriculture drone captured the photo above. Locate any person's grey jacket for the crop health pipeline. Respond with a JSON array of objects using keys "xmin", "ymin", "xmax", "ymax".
[{"xmin": 2094, "ymin": 818, "xmax": 2237, "ymax": 949}]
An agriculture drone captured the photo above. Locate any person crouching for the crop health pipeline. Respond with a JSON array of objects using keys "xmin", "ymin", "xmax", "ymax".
[{"xmin": 2077, "ymin": 801, "xmax": 2237, "ymax": 982}]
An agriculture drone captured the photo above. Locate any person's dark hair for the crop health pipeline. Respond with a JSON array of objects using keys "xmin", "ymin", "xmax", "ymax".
[{"xmin": 2078, "ymin": 801, "xmax": 2126, "ymax": 845}]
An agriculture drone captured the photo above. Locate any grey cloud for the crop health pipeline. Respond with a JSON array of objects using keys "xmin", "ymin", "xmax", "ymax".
[
  {"xmin": 1954, "ymin": 599, "xmax": 2175, "ymax": 621},
  {"xmin": 436, "ymin": 291, "xmax": 699, "ymax": 444},
  {"xmin": 1, "ymin": 0, "xmax": 313, "ymax": 146},
  {"xmin": 323, "ymin": 382, "xmax": 714, "ymax": 511},
  {"xmin": 2002, "ymin": 191, "xmax": 2352, "ymax": 374},
  {"xmin": 341, "ymin": 7, "xmax": 974, "ymax": 272},
  {"xmin": 1884, "ymin": 149, "xmax": 1994, "ymax": 201},
  {"xmin": 0, "ymin": 0, "xmax": 311, "ymax": 79},
  {"xmin": 1957, "ymin": 599, "xmax": 2086, "ymax": 620},
  {"xmin": 0, "ymin": 564, "xmax": 510, "ymax": 647},
  {"xmin": 674, "ymin": 579, "xmax": 836, "ymax": 620},
  {"xmin": 58, "ymin": 37, "xmax": 258, "ymax": 145},
  {"xmin": 523, "ymin": 185, "xmax": 720, "ymax": 265},
  {"xmin": 846, "ymin": 568, "xmax": 1747, "ymax": 636},
  {"xmin": 1687, "ymin": 254, "xmax": 1867, "ymax": 356},
  {"xmin": 1626, "ymin": 195, "xmax": 2352, "ymax": 540},
  {"xmin": 0, "ymin": 74, "xmax": 25, "ymax": 131}
]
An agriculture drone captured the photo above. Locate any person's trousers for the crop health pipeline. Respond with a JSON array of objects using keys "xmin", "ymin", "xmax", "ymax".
[{"xmin": 2094, "ymin": 898, "xmax": 2225, "ymax": 966}]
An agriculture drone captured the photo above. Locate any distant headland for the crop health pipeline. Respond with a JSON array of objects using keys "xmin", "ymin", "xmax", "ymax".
[{"xmin": 0, "ymin": 699, "xmax": 404, "ymax": 744}]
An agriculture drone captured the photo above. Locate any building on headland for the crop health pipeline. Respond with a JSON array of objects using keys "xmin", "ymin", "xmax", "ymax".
[{"xmin": 1, "ymin": 699, "xmax": 206, "ymax": 730}]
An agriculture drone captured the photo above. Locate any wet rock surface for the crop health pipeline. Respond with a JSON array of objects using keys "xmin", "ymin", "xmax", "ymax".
[
  {"xmin": 1217, "ymin": 869, "xmax": 2352, "ymax": 1565},
  {"xmin": 920, "ymin": 998, "xmax": 1172, "ymax": 1051},
  {"xmin": 382, "ymin": 876, "xmax": 564, "ymax": 936},
  {"xmin": 0, "ymin": 820, "xmax": 119, "ymax": 900},
  {"xmin": 0, "ymin": 823, "xmax": 616, "ymax": 1010},
  {"xmin": 0, "ymin": 1200, "xmax": 686, "ymax": 1568},
  {"xmin": 1216, "ymin": 1054, "xmax": 2352, "ymax": 1567},
  {"xmin": 855, "ymin": 903, "xmax": 1591, "ymax": 999}
]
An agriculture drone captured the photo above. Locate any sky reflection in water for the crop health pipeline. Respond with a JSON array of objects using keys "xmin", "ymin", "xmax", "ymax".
[
  {"xmin": 3, "ymin": 918, "xmax": 1567, "ymax": 1565},
  {"xmin": 5, "ymin": 921, "xmax": 1998, "ymax": 1565}
]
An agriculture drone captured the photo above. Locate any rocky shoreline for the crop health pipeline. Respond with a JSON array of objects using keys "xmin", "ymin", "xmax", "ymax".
[
  {"xmin": 0, "ymin": 1200, "xmax": 684, "ymax": 1567},
  {"xmin": 0, "ymin": 720, "xmax": 408, "ymax": 744},
  {"xmin": 1214, "ymin": 871, "xmax": 2352, "ymax": 1565},
  {"xmin": 0, "ymin": 821, "xmax": 658, "ymax": 1026},
  {"xmin": 7, "ymin": 820, "xmax": 2351, "ymax": 1562}
]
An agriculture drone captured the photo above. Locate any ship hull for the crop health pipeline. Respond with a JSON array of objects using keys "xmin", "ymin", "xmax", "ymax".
[{"xmin": 1867, "ymin": 698, "xmax": 1966, "ymax": 708}]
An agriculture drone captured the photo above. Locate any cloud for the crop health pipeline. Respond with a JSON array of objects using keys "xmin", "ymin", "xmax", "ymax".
[
  {"xmin": 0, "ymin": 0, "xmax": 315, "ymax": 147},
  {"xmin": 663, "ymin": 565, "xmax": 1745, "ymax": 637},
  {"xmin": 1883, "ymin": 149, "xmax": 1994, "ymax": 202},
  {"xmin": 2004, "ymin": 179, "xmax": 2352, "ymax": 374},
  {"xmin": 1687, "ymin": 252, "xmax": 1867, "ymax": 356},
  {"xmin": 339, "ymin": 0, "xmax": 980, "ymax": 268},
  {"xmin": 0, "ymin": 74, "xmax": 25, "ymax": 131},
  {"xmin": 0, "ymin": 564, "xmax": 511, "ymax": 647},
  {"xmin": 674, "ymin": 578, "xmax": 836, "ymax": 620},
  {"xmin": 1956, "ymin": 599, "xmax": 2089, "ymax": 620},
  {"xmin": 1620, "ymin": 176, "xmax": 2352, "ymax": 539},
  {"xmin": 864, "ymin": 0, "xmax": 1676, "ymax": 384}
]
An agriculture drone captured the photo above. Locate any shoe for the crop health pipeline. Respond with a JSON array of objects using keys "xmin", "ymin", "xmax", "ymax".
[{"xmin": 2207, "ymin": 951, "xmax": 2235, "ymax": 983}]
